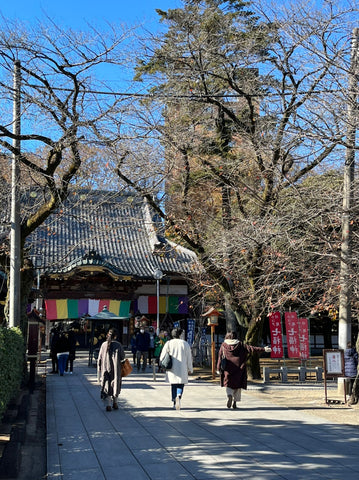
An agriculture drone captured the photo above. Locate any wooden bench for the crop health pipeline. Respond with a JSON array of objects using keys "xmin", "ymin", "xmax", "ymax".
[
  {"xmin": 263, "ymin": 366, "xmax": 323, "ymax": 383},
  {"xmin": 263, "ymin": 366, "xmax": 288, "ymax": 383}
]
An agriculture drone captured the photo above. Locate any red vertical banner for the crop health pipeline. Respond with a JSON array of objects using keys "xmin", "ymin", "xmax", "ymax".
[
  {"xmin": 268, "ymin": 312, "xmax": 284, "ymax": 358},
  {"xmin": 285, "ymin": 312, "xmax": 300, "ymax": 358},
  {"xmin": 298, "ymin": 318, "xmax": 310, "ymax": 360}
]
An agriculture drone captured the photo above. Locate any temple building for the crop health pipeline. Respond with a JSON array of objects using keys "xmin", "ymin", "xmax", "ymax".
[{"xmin": 25, "ymin": 189, "xmax": 198, "ymax": 348}]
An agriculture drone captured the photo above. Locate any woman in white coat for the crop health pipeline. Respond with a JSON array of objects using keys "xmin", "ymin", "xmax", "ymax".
[{"xmin": 160, "ymin": 328, "xmax": 193, "ymax": 410}]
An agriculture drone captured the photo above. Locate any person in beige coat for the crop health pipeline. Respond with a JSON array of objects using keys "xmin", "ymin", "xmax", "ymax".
[
  {"xmin": 97, "ymin": 328, "xmax": 125, "ymax": 411},
  {"xmin": 159, "ymin": 327, "xmax": 193, "ymax": 410}
]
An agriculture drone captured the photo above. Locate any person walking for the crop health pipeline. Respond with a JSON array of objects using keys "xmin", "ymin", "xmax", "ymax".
[
  {"xmin": 135, "ymin": 327, "xmax": 150, "ymax": 371},
  {"xmin": 344, "ymin": 341, "xmax": 358, "ymax": 392},
  {"xmin": 97, "ymin": 328, "xmax": 125, "ymax": 411},
  {"xmin": 130, "ymin": 332, "xmax": 137, "ymax": 364},
  {"xmin": 49, "ymin": 326, "xmax": 59, "ymax": 374},
  {"xmin": 56, "ymin": 328, "xmax": 70, "ymax": 376},
  {"xmin": 217, "ymin": 331, "xmax": 271, "ymax": 409},
  {"xmin": 154, "ymin": 329, "xmax": 168, "ymax": 372},
  {"xmin": 159, "ymin": 327, "xmax": 193, "ymax": 410},
  {"xmin": 148, "ymin": 326, "xmax": 157, "ymax": 366},
  {"xmin": 65, "ymin": 328, "xmax": 77, "ymax": 374}
]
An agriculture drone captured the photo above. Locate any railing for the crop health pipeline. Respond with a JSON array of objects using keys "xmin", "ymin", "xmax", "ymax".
[{"xmin": 262, "ymin": 366, "xmax": 323, "ymax": 383}]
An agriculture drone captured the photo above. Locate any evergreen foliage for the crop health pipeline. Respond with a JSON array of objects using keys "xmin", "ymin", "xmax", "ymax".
[{"xmin": 0, "ymin": 327, "xmax": 25, "ymax": 420}]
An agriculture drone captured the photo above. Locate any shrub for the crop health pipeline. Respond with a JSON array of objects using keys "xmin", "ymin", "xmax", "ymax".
[{"xmin": 0, "ymin": 326, "xmax": 25, "ymax": 420}]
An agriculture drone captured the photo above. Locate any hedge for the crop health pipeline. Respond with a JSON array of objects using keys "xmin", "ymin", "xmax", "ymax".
[{"xmin": 0, "ymin": 326, "xmax": 25, "ymax": 421}]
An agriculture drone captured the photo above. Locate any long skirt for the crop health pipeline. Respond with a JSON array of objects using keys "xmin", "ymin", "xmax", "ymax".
[{"xmin": 226, "ymin": 386, "xmax": 241, "ymax": 402}]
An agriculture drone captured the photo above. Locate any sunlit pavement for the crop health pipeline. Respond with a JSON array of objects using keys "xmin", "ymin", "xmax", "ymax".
[{"xmin": 46, "ymin": 351, "xmax": 359, "ymax": 480}]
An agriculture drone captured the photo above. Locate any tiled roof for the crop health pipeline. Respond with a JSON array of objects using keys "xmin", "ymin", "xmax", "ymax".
[{"xmin": 27, "ymin": 190, "xmax": 198, "ymax": 279}]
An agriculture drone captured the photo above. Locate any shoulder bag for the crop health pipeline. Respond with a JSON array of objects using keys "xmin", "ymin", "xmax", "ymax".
[
  {"xmin": 121, "ymin": 358, "xmax": 133, "ymax": 377},
  {"xmin": 220, "ymin": 352, "xmax": 227, "ymax": 372},
  {"xmin": 160, "ymin": 351, "xmax": 173, "ymax": 370}
]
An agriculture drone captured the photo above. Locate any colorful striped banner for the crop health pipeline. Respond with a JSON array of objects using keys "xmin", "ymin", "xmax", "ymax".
[
  {"xmin": 44, "ymin": 299, "xmax": 131, "ymax": 320},
  {"xmin": 45, "ymin": 297, "xmax": 186, "ymax": 320},
  {"xmin": 119, "ymin": 301, "xmax": 131, "ymax": 317},
  {"xmin": 99, "ymin": 299, "xmax": 110, "ymax": 312},
  {"xmin": 134, "ymin": 296, "xmax": 189, "ymax": 315},
  {"xmin": 56, "ymin": 299, "xmax": 68, "ymax": 319},
  {"xmin": 88, "ymin": 299, "xmax": 100, "ymax": 316},
  {"xmin": 109, "ymin": 300, "xmax": 121, "ymax": 315}
]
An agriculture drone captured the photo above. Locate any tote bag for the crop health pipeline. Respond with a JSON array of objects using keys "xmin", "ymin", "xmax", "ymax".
[
  {"xmin": 160, "ymin": 352, "xmax": 173, "ymax": 370},
  {"xmin": 220, "ymin": 353, "xmax": 227, "ymax": 372},
  {"xmin": 121, "ymin": 358, "xmax": 133, "ymax": 377}
]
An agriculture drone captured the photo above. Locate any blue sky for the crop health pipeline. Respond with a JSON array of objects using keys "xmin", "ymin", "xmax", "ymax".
[
  {"xmin": 0, "ymin": 0, "xmax": 181, "ymax": 29},
  {"xmin": 0, "ymin": 1, "xmax": 183, "ymax": 92}
]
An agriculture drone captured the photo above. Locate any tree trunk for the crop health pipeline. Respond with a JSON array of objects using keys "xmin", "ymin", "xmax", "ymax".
[
  {"xmin": 247, "ymin": 350, "xmax": 261, "ymax": 380},
  {"xmin": 3, "ymin": 255, "xmax": 34, "ymax": 336},
  {"xmin": 223, "ymin": 292, "xmax": 248, "ymax": 340},
  {"xmin": 322, "ymin": 316, "xmax": 333, "ymax": 349},
  {"xmin": 224, "ymin": 294, "xmax": 237, "ymax": 333},
  {"xmin": 20, "ymin": 258, "xmax": 35, "ymax": 336},
  {"xmin": 222, "ymin": 287, "xmax": 264, "ymax": 379},
  {"xmin": 245, "ymin": 317, "xmax": 265, "ymax": 380},
  {"xmin": 348, "ymin": 375, "xmax": 359, "ymax": 405}
]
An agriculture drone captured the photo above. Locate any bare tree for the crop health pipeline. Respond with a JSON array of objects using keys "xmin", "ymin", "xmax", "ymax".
[
  {"xmin": 0, "ymin": 18, "xmax": 132, "ymax": 330},
  {"xmin": 116, "ymin": 0, "xmax": 359, "ymax": 377}
]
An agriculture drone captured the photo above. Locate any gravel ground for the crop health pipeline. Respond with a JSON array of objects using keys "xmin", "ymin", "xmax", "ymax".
[
  {"xmin": 247, "ymin": 383, "xmax": 359, "ymax": 427},
  {"xmin": 197, "ymin": 357, "xmax": 359, "ymax": 428},
  {"xmin": 195, "ymin": 361, "xmax": 359, "ymax": 428}
]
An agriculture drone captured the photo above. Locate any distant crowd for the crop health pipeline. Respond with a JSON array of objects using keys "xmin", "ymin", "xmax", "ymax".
[{"xmin": 49, "ymin": 325, "xmax": 77, "ymax": 376}]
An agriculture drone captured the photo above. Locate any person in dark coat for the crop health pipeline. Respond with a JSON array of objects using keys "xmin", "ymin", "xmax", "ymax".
[
  {"xmin": 56, "ymin": 329, "xmax": 71, "ymax": 376},
  {"xmin": 344, "ymin": 342, "xmax": 358, "ymax": 390},
  {"xmin": 65, "ymin": 328, "xmax": 77, "ymax": 374},
  {"xmin": 130, "ymin": 333, "xmax": 137, "ymax": 364},
  {"xmin": 135, "ymin": 328, "xmax": 150, "ymax": 371},
  {"xmin": 49, "ymin": 326, "xmax": 60, "ymax": 374},
  {"xmin": 148, "ymin": 326, "xmax": 157, "ymax": 366},
  {"xmin": 217, "ymin": 331, "xmax": 271, "ymax": 409}
]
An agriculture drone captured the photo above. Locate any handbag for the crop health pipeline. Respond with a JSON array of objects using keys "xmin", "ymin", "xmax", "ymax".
[
  {"xmin": 121, "ymin": 358, "xmax": 133, "ymax": 377},
  {"xmin": 160, "ymin": 351, "xmax": 173, "ymax": 370},
  {"xmin": 220, "ymin": 353, "xmax": 227, "ymax": 372}
]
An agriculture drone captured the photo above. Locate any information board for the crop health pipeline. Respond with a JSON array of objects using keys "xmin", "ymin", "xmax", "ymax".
[
  {"xmin": 323, "ymin": 349, "xmax": 344, "ymax": 376},
  {"xmin": 323, "ymin": 349, "xmax": 345, "ymax": 404}
]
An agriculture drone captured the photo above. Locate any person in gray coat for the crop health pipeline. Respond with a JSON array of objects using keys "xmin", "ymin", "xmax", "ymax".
[
  {"xmin": 97, "ymin": 328, "xmax": 125, "ymax": 411},
  {"xmin": 159, "ymin": 328, "xmax": 193, "ymax": 410}
]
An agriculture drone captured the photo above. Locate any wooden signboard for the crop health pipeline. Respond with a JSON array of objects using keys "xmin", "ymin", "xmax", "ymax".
[{"xmin": 323, "ymin": 349, "xmax": 345, "ymax": 404}]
